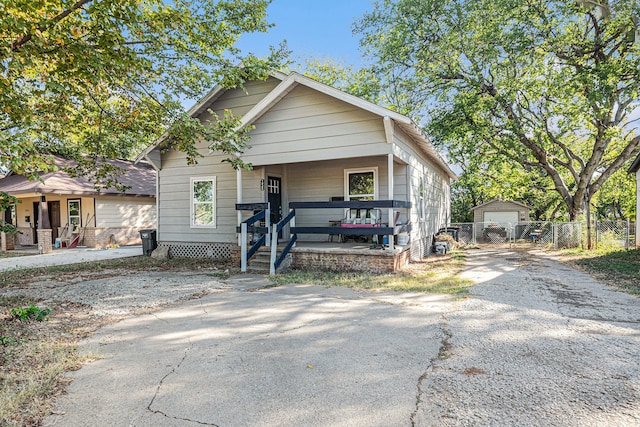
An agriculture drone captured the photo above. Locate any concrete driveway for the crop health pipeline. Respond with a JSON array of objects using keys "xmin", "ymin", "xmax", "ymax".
[
  {"xmin": 43, "ymin": 249, "xmax": 640, "ymax": 426},
  {"xmin": 45, "ymin": 279, "xmax": 451, "ymax": 426},
  {"xmin": 0, "ymin": 245, "xmax": 142, "ymax": 271}
]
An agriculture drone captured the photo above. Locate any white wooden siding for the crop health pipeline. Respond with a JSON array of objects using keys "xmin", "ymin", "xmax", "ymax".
[
  {"xmin": 286, "ymin": 157, "xmax": 390, "ymax": 242},
  {"xmin": 156, "ymin": 79, "xmax": 281, "ymax": 243},
  {"xmin": 95, "ymin": 197, "xmax": 156, "ymax": 227},
  {"xmin": 241, "ymin": 86, "xmax": 391, "ymax": 165},
  {"xmin": 392, "ymin": 127, "xmax": 451, "ymax": 254}
]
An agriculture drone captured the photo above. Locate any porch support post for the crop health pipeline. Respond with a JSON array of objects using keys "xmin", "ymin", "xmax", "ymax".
[
  {"xmin": 387, "ymin": 153, "xmax": 394, "ymax": 251},
  {"xmin": 237, "ymin": 168, "xmax": 243, "ymax": 246},
  {"xmin": 240, "ymin": 223, "xmax": 247, "ymax": 272}
]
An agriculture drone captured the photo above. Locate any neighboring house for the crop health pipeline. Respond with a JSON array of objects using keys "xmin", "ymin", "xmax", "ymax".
[
  {"xmin": 471, "ymin": 199, "xmax": 532, "ymax": 241},
  {"xmin": 628, "ymin": 154, "xmax": 640, "ymax": 248},
  {"xmin": 0, "ymin": 156, "xmax": 156, "ymax": 249},
  {"xmin": 137, "ymin": 71, "xmax": 457, "ymax": 270}
]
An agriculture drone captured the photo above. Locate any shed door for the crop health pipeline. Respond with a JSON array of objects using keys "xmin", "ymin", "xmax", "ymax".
[{"xmin": 483, "ymin": 211, "xmax": 518, "ymax": 226}]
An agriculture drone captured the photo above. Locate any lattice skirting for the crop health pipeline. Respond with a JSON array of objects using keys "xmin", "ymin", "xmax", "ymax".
[
  {"xmin": 159, "ymin": 241, "xmax": 234, "ymax": 260},
  {"xmin": 410, "ymin": 235, "xmax": 434, "ymax": 260}
]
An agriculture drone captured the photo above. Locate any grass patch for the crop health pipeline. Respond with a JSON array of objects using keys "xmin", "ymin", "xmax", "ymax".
[
  {"xmin": 272, "ymin": 250, "xmax": 472, "ymax": 295},
  {"xmin": 560, "ymin": 248, "xmax": 640, "ymax": 295},
  {"xmin": 0, "ymin": 295, "xmax": 94, "ymax": 427},
  {"xmin": 0, "ymin": 257, "xmax": 235, "ymax": 426}
]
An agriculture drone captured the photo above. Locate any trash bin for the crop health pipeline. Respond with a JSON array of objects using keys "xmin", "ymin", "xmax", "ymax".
[{"xmin": 139, "ymin": 229, "xmax": 157, "ymax": 256}]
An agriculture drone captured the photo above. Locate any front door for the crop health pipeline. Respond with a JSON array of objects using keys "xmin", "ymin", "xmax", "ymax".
[{"xmin": 267, "ymin": 176, "xmax": 282, "ymax": 237}]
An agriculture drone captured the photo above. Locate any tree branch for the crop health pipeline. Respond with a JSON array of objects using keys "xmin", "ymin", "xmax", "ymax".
[{"xmin": 10, "ymin": 0, "xmax": 94, "ymax": 52}]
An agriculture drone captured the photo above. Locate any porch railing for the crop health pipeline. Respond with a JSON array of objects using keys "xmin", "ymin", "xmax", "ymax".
[
  {"xmin": 236, "ymin": 203, "xmax": 270, "ymax": 272},
  {"xmin": 237, "ymin": 200, "xmax": 411, "ymax": 274},
  {"xmin": 270, "ymin": 208, "xmax": 297, "ymax": 275},
  {"xmin": 288, "ymin": 200, "xmax": 412, "ymax": 240}
]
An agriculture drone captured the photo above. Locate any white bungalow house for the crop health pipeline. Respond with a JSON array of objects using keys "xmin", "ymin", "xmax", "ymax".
[
  {"xmin": 629, "ymin": 154, "xmax": 640, "ymax": 248},
  {"xmin": 137, "ymin": 71, "xmax": 457, "ymax": 272}
]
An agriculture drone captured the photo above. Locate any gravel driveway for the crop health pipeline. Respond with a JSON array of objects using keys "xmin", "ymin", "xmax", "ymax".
[
  {"xmin": 414, "ymin": 249, "xmax": 640, "ymax": 426},
  {"xmin": 6, "ymin": 248, "xmax": 637, "ymax": 426}
]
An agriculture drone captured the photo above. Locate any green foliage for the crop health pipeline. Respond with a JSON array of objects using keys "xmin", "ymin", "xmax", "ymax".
[
  {"xmin": 0, "ymin": 334, "xmax": 24, "ymax": 346},
  {"xmin": 10, "ymin": 303, "xmax": 51, "ymax": 322},
  {"xmin": 356, "ymin": 0, "xmax": 640, "ymax": 222},
  {"xmin": 1, "ymin": 0, "xmax": 287, "ymax": 180}
]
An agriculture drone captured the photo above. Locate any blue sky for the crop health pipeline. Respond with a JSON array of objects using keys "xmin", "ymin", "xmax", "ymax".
[{"xmin": 236, "ymin": 0, "xmax": 374, "ymax": 68}]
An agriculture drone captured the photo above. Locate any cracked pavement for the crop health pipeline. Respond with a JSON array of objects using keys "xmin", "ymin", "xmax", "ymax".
[
  {"xmin": 44, "ymin": 249, "xmax": 640, "ymax": 426},
  {"xmin": 44, "ymin": 278, "xmax": 449, "ymax": 426}
]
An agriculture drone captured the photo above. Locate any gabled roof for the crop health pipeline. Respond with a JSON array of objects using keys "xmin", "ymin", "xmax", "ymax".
[
  {"xmin": 471, "ymin": 199, "xmax": 532, "ymax": 211},
  {"xmin": 237, "ymin": 72, "xmax": 457, "ymax": 180},
  {"xmin": 137, "ymin": 71, "xmax": 457, "ymax": 180},
  {"xmin": 0, "ymin": 156, "xmax": 156, "ymax": 197},
  {"xmin": 628, "ymin": 153, "xmax": 640, "ymax": 174}
]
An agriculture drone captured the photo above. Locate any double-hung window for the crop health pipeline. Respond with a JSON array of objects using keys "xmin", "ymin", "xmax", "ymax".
[
  {"xmin": 344, "ymin": 168, "xmax": 378, "ymax": 201},
  {"xmin": 191, "ymin": 177, "xmax": 216, "ymax": 228},
  {"xmin": 68, "ymin": 200, "xmax": 81, "ymax": 229}
]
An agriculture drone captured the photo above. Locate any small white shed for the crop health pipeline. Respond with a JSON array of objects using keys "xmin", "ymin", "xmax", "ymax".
[{"xmin": 471, "ymin": 199, "xmax": 532, "ymax": 225}]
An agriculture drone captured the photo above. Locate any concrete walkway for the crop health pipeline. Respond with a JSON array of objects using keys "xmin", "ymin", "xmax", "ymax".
[{"xmin": 0, "ymin": 245, "xmax": 143, "ymax": 271}]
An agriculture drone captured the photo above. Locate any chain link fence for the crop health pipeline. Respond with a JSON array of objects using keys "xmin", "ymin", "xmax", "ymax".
[{"xmin": 449, "ymin": 220, "xmax": 635, "ymax": 250}]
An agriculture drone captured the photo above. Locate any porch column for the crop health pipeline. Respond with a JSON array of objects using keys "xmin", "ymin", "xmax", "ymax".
[
  {"xmin": 237, "ymin": 168, "xmax": 243, "ymax": 246},
  {"xmin": 388, "ymin": 154, "xmax": 394, "ymax": 251}
]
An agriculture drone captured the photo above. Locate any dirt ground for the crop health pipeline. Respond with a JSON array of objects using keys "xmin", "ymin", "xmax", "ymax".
[{"xmin": 1, "ymin": 249, "xmax": 638, "ymax": 426}]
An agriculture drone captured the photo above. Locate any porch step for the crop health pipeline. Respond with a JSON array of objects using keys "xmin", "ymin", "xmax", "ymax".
[{"xmin": 247, "ymin": 247, "xmax": 292, "ymax": 274}]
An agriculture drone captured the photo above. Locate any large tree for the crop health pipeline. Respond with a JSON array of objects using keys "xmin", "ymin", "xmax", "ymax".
[
  {"xmin": 1, "ymin": 0, "xmax": 286, "ymax": 181},
  {"xmin": 356, "ymin": 0, "xmax": 640, "ymax": 235}
]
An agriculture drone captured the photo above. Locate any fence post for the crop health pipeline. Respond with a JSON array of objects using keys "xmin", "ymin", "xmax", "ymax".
[
  {"xmin": 626, "ymin": 218, "xmax": 630, "ymax": 251},
  {"xmin": 553, "ymin": 223, "xmax": 558, "ymax": 249}
]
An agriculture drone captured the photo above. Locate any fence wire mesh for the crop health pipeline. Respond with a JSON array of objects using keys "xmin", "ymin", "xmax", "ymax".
[{"xmin": 449, "ymin": 220, "xmax": 635, "ymax": 249}]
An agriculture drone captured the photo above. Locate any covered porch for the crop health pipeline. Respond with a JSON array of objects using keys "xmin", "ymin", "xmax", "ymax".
[{"xmin": 235, "ymin": 198, "xmax": 412, "ymax": 274}]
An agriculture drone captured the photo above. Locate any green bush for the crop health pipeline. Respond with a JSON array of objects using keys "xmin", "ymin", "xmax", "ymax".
[{"xmin": 10, "ymin": 303, "xmax": 51, "ymax": 322}]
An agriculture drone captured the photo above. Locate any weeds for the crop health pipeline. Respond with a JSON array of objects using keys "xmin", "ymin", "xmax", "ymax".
[
  {"xmin": 10, "ymin": 303, "xmax": 51, "ymax": 322},
  {"xmin": 272, "ymin": 250, "xmax": 473, "ymax": 295},
  {"xmin": 560, "ymin": 248, "xmax": 640, "ymax": 295}
]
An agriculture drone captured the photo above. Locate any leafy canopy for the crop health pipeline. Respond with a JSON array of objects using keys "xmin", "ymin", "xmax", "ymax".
[
  {"xmin": 356, "ymin": 0, "xmax": 640, "ymax": 221},
  {"xmin": 1, "ymin": 0, "xmax": 286, "ymax": 181}
]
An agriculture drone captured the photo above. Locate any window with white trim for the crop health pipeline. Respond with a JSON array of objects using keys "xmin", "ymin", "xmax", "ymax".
[
  {"xmin": 344, "ymin": 168, "xmax": 378, "ymax": 201},
  {"xmin": 68, "ymin": 199, "xmax": 81, "ymax": 228},
  {"xmin": 191, "ymin": 177, "xmax": 216, "ymax": 228}
]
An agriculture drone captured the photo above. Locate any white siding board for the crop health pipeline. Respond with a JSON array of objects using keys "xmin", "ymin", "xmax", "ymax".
[
  {"xmin": 243, "ymin": 144, "xmax": 391, "ymax": 166},
  {"xmin": 285, "ymin": 157, "xmax": 390, "ymax": 242},
  {"xmin": 95, "ymin": 198, "xmax": 156, "ymax": 228}
]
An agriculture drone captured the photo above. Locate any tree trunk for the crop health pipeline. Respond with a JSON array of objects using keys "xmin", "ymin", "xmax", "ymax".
[{"xmin": 585, "ymin": 199, "xmax": 592, "ymax": 250}]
